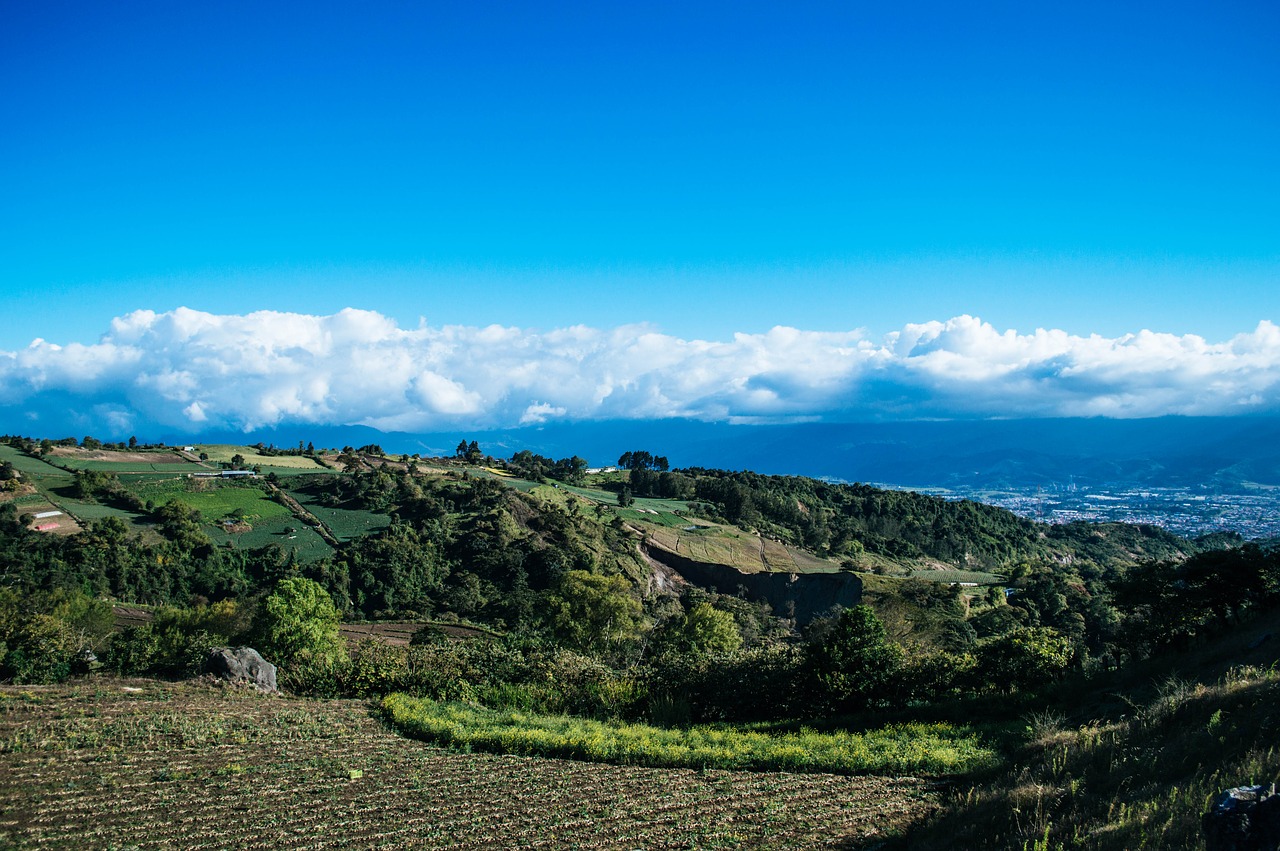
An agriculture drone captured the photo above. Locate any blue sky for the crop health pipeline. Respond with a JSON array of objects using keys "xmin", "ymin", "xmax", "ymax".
[{"xmin": 1, "ymin": 1, "xmax": 1278, "ymax": 436}]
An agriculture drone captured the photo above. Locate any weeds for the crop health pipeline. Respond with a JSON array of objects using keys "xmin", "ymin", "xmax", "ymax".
[
  {"xmin": 381, "ymin": 692, "xmax": 997, "ymax": 775},
  {"xmin": 906, "ymin": 663, "xmax": 1280, "ymax": 850}
]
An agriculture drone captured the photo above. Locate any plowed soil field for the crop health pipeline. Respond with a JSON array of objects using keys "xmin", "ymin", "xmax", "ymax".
[{"xmin": 0, "ymin": 679, "xmax": 940, "ymax": 849}]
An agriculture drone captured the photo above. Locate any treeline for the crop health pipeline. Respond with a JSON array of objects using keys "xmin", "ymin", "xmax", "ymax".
[
  {"xmin": 11, "ymin": 540, "xmax": 1279, "ymax": 727},
  {"xmin": 618, "ymin": 465, "xmax": 1210, "ymax": 569},
  {"xmin": 503, "ymin": 451, "xmax": 588, "ymax": 485}
]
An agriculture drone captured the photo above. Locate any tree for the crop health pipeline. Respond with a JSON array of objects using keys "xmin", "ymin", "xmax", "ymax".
[
  {"xmin": 253, "ymin": 577, "xmax": 347, "ymax": 671},
  {"xmin": 804, "ymin": 605, "xmax": 902, "ymax": 713},
  {"xmin": 547, "ymin": 570, "xmax": 644, "ymax": 654},
  {"xmin": 618, "ymin": 486, "xmax": 634, "ymax": 508},
  {"xmin": 128, "ymin": 436, "xmax": 138, "ymax": 449},
  {"xmin": 230, "ymin": 453, "xmax": 246, "ymax": 469},
  {"xmin": 670, "ymin": 602, "xmax": 742, "ymax": 657},
  {"xmin": 976, "ymin": 626, "xmax": 1073, "ymax": 693}
]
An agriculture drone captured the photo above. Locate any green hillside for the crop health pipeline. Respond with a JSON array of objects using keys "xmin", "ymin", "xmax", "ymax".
[{"xmin": 2, "ymin": 434, "xmax": 1279, "ymax": 850}]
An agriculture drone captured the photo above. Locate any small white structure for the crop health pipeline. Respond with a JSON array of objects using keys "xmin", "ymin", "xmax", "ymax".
[{"xmin": 33, "ymin": 510, "xmax": 63, "ymax": 519}]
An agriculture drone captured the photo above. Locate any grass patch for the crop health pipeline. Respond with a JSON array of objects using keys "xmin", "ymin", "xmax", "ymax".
[
  {"xmin": 0, "ymin": 445, "xmax": 72, "ymax": 480},
  {"xmin": 381, "ymin": 694, "xmax": 997, "ymax": 776},
  {"xmin": 47, "ymin": 497, "xmax": 143, "ymax": 525},
  {"xmin": 285, "ymin": 486, "xmax": 392, "ymax": 541},
  {"xmin": 134, "ymin": 479, "xmax": 290, "ymax": 522},
  {"xmin": 206, "ymin": 514, "xmax": 334, "ymax": 562},
  {"xmin": 906, "ymin": 663, "xmax": 1280, "ymax": 850}
]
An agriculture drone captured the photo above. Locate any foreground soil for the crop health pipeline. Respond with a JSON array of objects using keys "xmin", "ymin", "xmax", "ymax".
[{"xmin": 0, "ymin": 678, "xmax": 939, "ymax": 850}]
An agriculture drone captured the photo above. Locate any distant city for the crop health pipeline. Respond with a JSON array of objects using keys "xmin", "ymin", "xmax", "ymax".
[{"xmin": 887, "ymin": 484, "xmax": 1280, "ymax": 542}]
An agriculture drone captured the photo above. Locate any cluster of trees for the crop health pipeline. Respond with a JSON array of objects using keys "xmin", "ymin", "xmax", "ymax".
[
  {"xmin": 504, "ymin": 451, "xmax": 588, "ymax": 485},
  {"xmin": 2, "ymin": 434, "xmax": 166, "ymax": 455},
  {"xmin": 1, "ymin": 577, "xmax": 345, "ymax": 688},
  {"xmin": 454, "ymin": 440, "xmax": 485, "ymax": 464},
  {"xmin": 617, "ymin": 451, "xmax": 669, "ymax": 472},
  {"xmin": 253, "ymin": 441, "xmax": 318, "ymax": 457}
]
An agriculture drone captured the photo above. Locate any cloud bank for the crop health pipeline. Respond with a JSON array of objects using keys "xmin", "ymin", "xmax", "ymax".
[{"xmin": 2, "ymin": 308, "xmax": 1278, "ymax": 436}]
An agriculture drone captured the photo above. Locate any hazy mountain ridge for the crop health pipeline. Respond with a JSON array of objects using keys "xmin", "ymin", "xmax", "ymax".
[{"xmin": 167, "ymin": 416, "xmax": 1280, "ymax": 491}]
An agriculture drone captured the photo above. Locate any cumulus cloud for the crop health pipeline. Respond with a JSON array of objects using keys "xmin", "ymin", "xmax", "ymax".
[{"xmin": 1, "ymin": 308, "xmax": 1278, "ymax": 435}]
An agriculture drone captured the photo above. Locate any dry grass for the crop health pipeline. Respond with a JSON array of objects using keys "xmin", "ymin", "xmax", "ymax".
[
  {"xmin": 0, "ymin": 678, "xmax": 940, "ymax": 849},
  {"xmin": 905, "ymin": 663, "xmax": 1280, "ymax": 850}
]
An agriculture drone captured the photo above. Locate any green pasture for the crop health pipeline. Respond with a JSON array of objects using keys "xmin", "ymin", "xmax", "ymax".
[
  {"xmin": 285, "ymin": 486, "xmax": 392, "ymax": 541},
  {"xmin": 50, "ymin": 497, "xmax": 146, "ymax": 526},
  {"xmin": 52, "ymin": 455, "xmax": 200, "ymax": 473},
  {"xmin": 133, "ymin": 479, "xmax": 290, "ymax": 522},
  {"xmin": 0, "ymin": 445, "xmax": 72, "ymax": 480},
  {"xmin": 206, "ymin": 514, "xmax": 333, "ymax": 562}
]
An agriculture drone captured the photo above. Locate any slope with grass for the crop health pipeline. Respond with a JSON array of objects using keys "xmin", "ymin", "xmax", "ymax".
[
  {"xmin": 382, "ymin": 693, "xmax": 998, "ymax": 776},
  {"xmin": 897, "ymin": 611, "xmax": 1280, "ymax": 850}
]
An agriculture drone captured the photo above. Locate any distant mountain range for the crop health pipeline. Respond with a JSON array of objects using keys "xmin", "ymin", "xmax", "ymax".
[{"xmin": 162, "ymin": 416, "xmax": 1280, "ymax": 492}]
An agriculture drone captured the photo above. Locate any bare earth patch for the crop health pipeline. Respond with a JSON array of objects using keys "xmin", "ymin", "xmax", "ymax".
[
  {"xmin": 0, "ymin": 679, "xmax": 938, "ymax": 849},
  {"xmin": 47, "ymin": 448, "xmax": 189, "ymax": 464}
]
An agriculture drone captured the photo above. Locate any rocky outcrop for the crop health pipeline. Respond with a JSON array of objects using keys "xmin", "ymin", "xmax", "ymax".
[
  {"xmin": 206, "ymin": 647, "xmax": 278, "ymax": 693},
  {"xmin": 643, "ymin": 543, "xmax": 861, "ymax": 625},
  {"xmin": 1204, "ymin": 785, "xmax": 1280, "ymax": 851}
]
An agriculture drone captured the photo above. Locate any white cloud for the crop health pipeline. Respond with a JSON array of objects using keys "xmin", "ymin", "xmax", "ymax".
[{"xmin": 1, "ymin": 308, "xmax": 1278, "ymax": 434}]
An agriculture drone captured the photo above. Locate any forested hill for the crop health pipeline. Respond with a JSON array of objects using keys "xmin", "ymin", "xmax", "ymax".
[
  {"xmin": 0, "ymin": 436, "xmax": 1230, "ymax": 632},
  {"xmin": 627, "ymin": 465, "xmax": 1219, "ymax": 570}
]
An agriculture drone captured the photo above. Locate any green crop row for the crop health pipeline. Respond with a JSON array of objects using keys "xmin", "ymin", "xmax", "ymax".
[{"xmin": 381, "ymin": 693, "xmax": 996, "ymax": 776}]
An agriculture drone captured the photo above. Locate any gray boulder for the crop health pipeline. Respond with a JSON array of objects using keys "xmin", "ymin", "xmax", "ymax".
[
  {"xmin": 206, "ymin": 647, "xmax": 278, "ymax": 693},
  {"xmin": 1204, "ymin": 785, "xmax": 1280, "ymax": 851}
]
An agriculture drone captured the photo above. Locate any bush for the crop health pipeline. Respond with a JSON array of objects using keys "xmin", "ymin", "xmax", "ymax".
[{"xmin": 253, "ymin": 577, "xmax": 347, "ymax": 674}]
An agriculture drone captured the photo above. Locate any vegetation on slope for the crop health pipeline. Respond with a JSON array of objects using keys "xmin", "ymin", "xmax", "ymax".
[
  {"xmin": 381, "ymin": 692, "xmax": 998, "ymax": 775},
  {"xmin": 3, "ymin": 432, "xmax": 1280, "ymax": 849}
]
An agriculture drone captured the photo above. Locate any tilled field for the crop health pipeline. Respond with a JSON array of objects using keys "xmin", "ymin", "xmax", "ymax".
[{"xmin": 0, "ymin": 679, "xmax": 940, "ymax": 850}]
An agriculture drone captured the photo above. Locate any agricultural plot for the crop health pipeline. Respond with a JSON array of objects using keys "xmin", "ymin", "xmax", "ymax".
[
  {"xmin": 644, "ymin": 523, "xmax": 839, "ymax": 574},
  {"xmin": 134, "ymin": 479, "xmax": 291, "ymax": 522},
  {"xmin": 285, "ymin": 485, "xmax": 392, "ymax": 542},
  {"xmin": 44, "ymin": 495, "xmax": 144, "ymax": 526},
  {"xmin": 0, "ymin": 680, "xmax": 940, "ymax": 850},
  {"xmin": 907, "ymin": 568, "xmax": 1006, "ymax": 585},
  {"xmin": 195, "ymin": 444, "xmax": 328, "ymax": 471},
  {"xmin": 0, "ymin": 445, "xmax": 72, "ymax": 481},
  {"xmin": 47, "ymin": 448, "xmax": 203, "ymax": 473},
  {"xmin": 206, "ymin": 514, "xmax": 334, "ymax": 563},
  {"xmin": 11, "ymin": 501, "xmax": 82, "ymax": 535}
]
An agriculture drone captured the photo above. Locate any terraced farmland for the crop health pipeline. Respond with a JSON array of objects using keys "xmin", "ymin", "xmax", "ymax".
[
  {"xmin": 644, "ymin": 523, "xmax": 839, "ymax": 574},
  {"xmin": 0, "ymin": 680, "xmax": 939, "ymax": 850}
]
